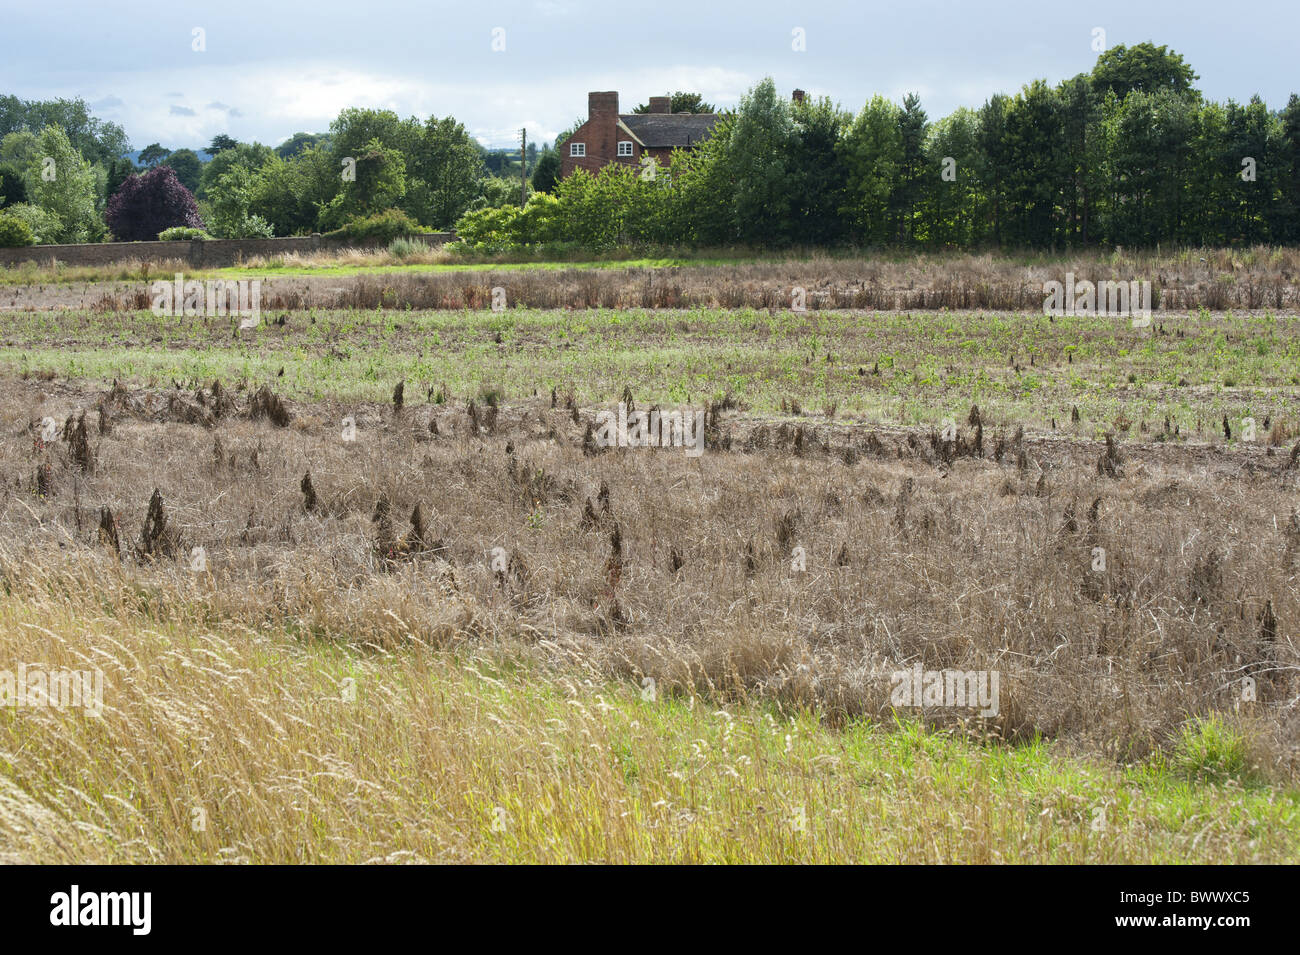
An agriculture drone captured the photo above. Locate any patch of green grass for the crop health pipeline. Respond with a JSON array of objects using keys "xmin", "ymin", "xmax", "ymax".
[
  {"xmin": 2, "ymin": 305, "xmax": 1299, "ymax": 432},
  {"xmin": 1169, "ymin": 714, "xmax": 1259, "ymax": 785},
  {"xmin": 0, "ymin": 254, "xmax": 772, "ymax": 286}
]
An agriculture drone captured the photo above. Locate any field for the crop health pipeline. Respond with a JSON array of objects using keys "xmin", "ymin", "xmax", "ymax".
[{"xmin": 0, "ymin": 257, "xmax": 1298, "ymax": 863}]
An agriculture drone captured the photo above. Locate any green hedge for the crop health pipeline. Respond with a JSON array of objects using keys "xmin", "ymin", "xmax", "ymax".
[
  {"xmin": 158, "ymin": 226, "xmax": 213, "ymax": 241},
  {"xmin": 325, "ymin": 208, "xmax": 423, "ymax": 244}
]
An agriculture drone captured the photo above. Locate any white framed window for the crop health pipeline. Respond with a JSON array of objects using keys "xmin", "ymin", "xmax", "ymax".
[
  {"xmin": 569, "ymin": 142, "xmax": 585, "ymax": 157},
  {"xmin": 617, "ymin": 141, "xmax": 633, "ymax": 157}
]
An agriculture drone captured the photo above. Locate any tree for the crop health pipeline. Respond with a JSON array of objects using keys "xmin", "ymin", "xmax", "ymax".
[
  {"xmin": 24, "ymin": 125, "xmax": 102, "ymax": 242},
  {"xmin": 198, "ymin": 142, "xmax": 273, "ymax": 198},
  {"xmin": 296, "ymin": 144, "xmax": 346, "ymax": 228},
  {"xmin": 205, "ymin": 165, "xmax": 274, "ymax": 238},
  {"xmin": 0, "ymin": 162, "xmax": 26, "ymax": 207},
  {"xmin": 1148, "ymin": 91, "xmax": 1198, "ymax": 242},
  {"xmin": 722, "ymin": 78, "xmax": 798, "ymax": 243},
  {"xmin": 787, "ymin": 96, "xmax": 851, "ymax": 244},
  {"xmin": 553, "ymin": 163, "xmax": 662, "ymax": 250},
  {"xmin": 105, "ymin": 165, "xmax": 204, "ymax": 241},
  {"xmin": 1001, "ymin": 81, "xmax": 1066, "ymax": 248},
  {"xmin": 531, "ymin": 147, "xmax": 560, "ymax": 194},
  {"xmin": 1, "ymin": 203, "xmax": 61, "ymax": 244},
  {"xmin": 90, "ymin": 161, "xmax": 108, "ymax": 215},
  {"xmin": 1096, "ymin": 91, "xmax": 1161, "ymax": 245},
  {"xmin": 1184, "ymin": 99, "xmax": 1234, "ymax": 244},
  {"xmin": 316, "ymin": 137, "xmax": 407, "ymax": 231},
  {"xmin": 1056, "ymin": 74, "xmax": 1098, "ymax": 244},
  {"xmin": 892, "ymin": 93, "xmax": 929, "ymax": 243},
  {"xmin": 275, "ymin": 132, "xmax": 327, "ymax": 159},
  {"xmin": 468, "ymin": 175, "xmax": 524, "ymax": 211},
  {"xmin": 0, "ymin": 210, "xmax": 34, "ymax": 246},
  {"xmin": 0, "ymin": 96, "xmax": 129, "ymax": 165},
  {"xmin": 105, "ymin": 157, "xmax": 137, "ymax": 200},
  {"xmin": 205, "ymin": 134, "xmax": 239, "ymax": 157},
  {"xmin": 248, "ymin": 155, "xmax": 309, "ymax": 236},
  {"xmin": 480, "ymin": 149, "xmax": 519, "ymax": 178},
  {"xmin": 1224, "ymin": 95, "xmax": 1278, "ymax": 243},
  {"xmin": 1091, "ymin": 43, "xmax": 1199, "ymax": 101},
  {"xmin": 346, "ymin": 137, "xmax": 407, "ymax": 214},
  {"xmin": 161, "ymin": 148, "xmax": 202, "ymax": 192},
  {"xmin": 661, "ymin": 113, "xmax": 734, "ymax": 245},
  {"xmin": 329, "ymin": 108, "xmax": 421, "ymax": 166},
  {"xmin": 0, "ymin": 131, "xmax": 40, "ymax": 171},
  {"xmin": 632, "ymin": 92, "xmax": 716, "ymax": 114},
  {"xmin": 922, "ymin": 108, "xmax": 983, "ymax": 248},
  {"xmin": 324, "ymin": 108, "xmax": 422, "ymax": 221},
  {"xmin": 138, "ymin": 143, "xmax": 171, "ymax": 167},
  {"xmin": 409, "ymin": 116, "xmax": 483, "ymax": 227},
  {"xmin": 1271, "ymin": 94, "xmax": 1300, "ymax": 243},
  {"xmin": 841, "ymin": 96, "xmax": 903, "ymax": 245},
  {"xmin": 248, "ymin": 146, "xmax": 341, "ymax": 236}
]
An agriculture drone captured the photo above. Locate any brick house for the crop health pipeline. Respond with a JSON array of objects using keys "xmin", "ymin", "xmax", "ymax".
[{"xmin": 559, "ymin": 91, "xmax": 721, "ymax": 179}]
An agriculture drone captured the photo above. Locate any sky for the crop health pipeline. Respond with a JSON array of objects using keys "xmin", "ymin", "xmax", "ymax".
[{"xmin": 2, "ymin": 0, "xmax": 1296, "ymax": 153}]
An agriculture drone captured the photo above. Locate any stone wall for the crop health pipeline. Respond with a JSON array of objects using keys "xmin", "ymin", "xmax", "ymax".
[{"xmin": 0, "ymin": 232, "xmax": 456, "ymax": 269}]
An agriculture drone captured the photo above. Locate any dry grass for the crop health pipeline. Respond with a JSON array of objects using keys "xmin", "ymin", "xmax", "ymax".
[
  {"xmin": 2, "ymin": 376, "xmax": 1297, "ymax": 778},
  {"xmin": 7, "ymin": 245, "xmax": 1300, "ymax": 312},
  {"xmin": 238, "ymin": 245, "xmax": 458, "ymax": 270},
  {"xmin": 251, "ymin": 250, "xmax": 1300, "ymax": 312}
]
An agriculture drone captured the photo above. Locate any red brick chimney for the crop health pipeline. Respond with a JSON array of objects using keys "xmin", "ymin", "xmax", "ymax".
[
  {"xmin": 648, "ymin": 95, "xmax": 671, "ymax": 114},
  {"xmin": 792, "ymin": 89, "xmax": 805, "ymax": 104},
  {"xmin": 588, "ymin": 91, "xmax": 619, "ymax": 119}
]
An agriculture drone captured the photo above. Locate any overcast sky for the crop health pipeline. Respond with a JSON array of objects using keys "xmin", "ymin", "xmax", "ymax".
[{"xmin": 3, "ymin": 0, "xmax": 1296, "ymax": 153}]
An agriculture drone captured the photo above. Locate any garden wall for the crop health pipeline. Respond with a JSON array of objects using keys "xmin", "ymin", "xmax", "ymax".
[{"xmin": 0, "ymin": 232, "xmax": 456, "ymax": 269}]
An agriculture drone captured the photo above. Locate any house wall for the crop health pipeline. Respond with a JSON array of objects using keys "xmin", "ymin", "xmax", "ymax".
[
  {"xmin": 559, "ymin": 91, "xmax": 709, "ymax": 179},
  {"xmin": 560, "ymin": 92, "xmax": 647, "ymax": 178}
]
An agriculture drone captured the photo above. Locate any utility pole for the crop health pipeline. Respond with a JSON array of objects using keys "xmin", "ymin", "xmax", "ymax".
[{"xmin": 520, "ymin": 128, "xmax": 527, "ymax": 207}]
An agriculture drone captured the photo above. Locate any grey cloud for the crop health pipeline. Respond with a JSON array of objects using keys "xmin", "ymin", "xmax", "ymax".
[{"xmin": 207, "ymin": 102, "xmax": 244, "ymax": 117}]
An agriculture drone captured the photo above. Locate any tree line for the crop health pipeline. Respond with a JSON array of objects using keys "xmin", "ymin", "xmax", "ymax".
[
  {"xmin": 0, "ymin": 100, "xmax": 528, "ymax": 245},
  {"xmin": 1, "ymin": 44, "xmax": 1297, "ymax": 250},
  {"xmin": 461, "ymin": 44, "xmax": 1300, "ymax": 253}
]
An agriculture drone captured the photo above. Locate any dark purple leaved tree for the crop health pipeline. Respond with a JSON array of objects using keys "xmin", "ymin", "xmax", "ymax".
[{"xmin": 105, "ymin": 166, "xmax": 205, "ymax": 241}]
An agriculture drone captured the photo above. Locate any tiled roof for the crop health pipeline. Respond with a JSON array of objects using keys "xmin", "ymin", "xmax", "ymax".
[{"xmin": 619, "ymin": 113, "xmax": 721, "ymax": 148}]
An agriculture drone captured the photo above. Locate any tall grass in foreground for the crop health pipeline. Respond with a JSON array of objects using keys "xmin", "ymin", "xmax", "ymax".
[{"xmin": 0, "ymin": 590, "xmax": 1295, "ymax": 864}]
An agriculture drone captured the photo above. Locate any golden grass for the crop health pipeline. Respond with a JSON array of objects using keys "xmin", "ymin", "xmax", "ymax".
[
  {"xmin": 1, "ymin": 588, "xmax": 1295, "ymax": 864},
  {"xmin": 195, "ymin": 248, "xmax": 1300, "ymax": 311}
]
